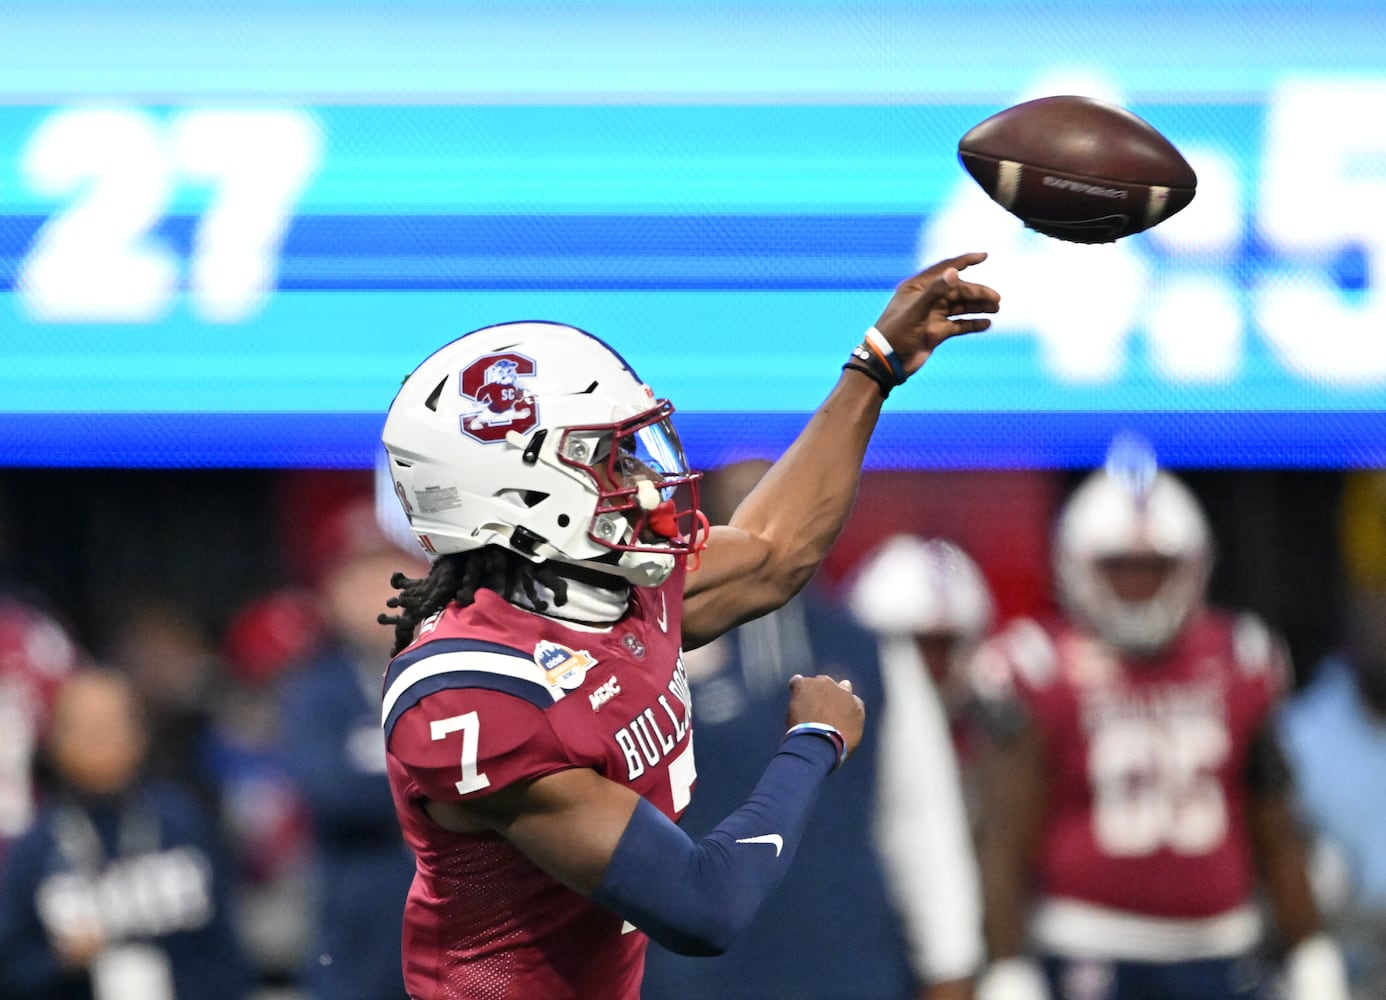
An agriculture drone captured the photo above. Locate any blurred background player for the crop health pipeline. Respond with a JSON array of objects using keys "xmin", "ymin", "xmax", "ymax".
[
  {"xmin": 216, "ymin": 586, "xmax": 322, "ymax": 997},
  {"xmin": 103, "ymin": 595, "xmax": 233, "ymax": 811},
  {"xmin": 0, "ymin": 490, "xmax": 86, "ymax": 855},
  {"xmin": 848, "ymin": 531, "xmax": 997, "ymax": 992},
  {"xmin": 0, "ymin": 667, "xmax": 251, "ymax": 1000},
  {"xmin": 642, "ymin": 464, "xmax": 984, "ymax": 1000},
  {"xmin": 848, "ymin": 532, "xmax": 996, "ymax": 811},
  {"xmin": 1280, "ymin": 470, "xmax": 1386, "ymax": 999},
  {"xmin": 276, "ymin": 494, "xmax": 427, "ymax": 1000},
  {"xmin": 0, "ymin": 594, "xmax": 84, "ymax": 857},
  {"xmin": 971, "ymin": 435, "xmax": 1348, "ymax": 1000}
]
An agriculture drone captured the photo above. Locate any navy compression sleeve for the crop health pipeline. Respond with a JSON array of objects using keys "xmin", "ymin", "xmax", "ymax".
[{"xmin": 591, "ymin": 731, "xmax": 838, "ymax": 956}]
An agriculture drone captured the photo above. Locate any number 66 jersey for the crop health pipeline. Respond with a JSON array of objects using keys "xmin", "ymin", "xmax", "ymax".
[
  {"xmin": 380, "ymin": 570, "xmax": 694, "ymax": 1000},
  {"xmin": 972, "ymin": 607, "xmax": 1287, "ymax": 954}
]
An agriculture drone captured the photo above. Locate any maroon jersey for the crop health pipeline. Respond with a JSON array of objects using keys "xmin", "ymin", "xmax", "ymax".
[
  {"xmin": 974, "ymin": 609, "xmax": 1286, "ymax": 920},
  {"xmin": 381, "ymin": 566, "xmax": 693, "ymax": 1000},
  {"xmin": 0, "ymin": 599, "xmax": 82, "ymax": 842}
]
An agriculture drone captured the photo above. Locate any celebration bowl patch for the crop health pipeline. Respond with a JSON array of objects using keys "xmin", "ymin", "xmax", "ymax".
[{"xmin": 535, "ymin": 640, "xmax": 597, "ymax": 690}]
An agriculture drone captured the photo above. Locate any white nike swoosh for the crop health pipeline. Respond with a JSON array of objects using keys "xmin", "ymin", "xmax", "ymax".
[
  {"xmin": 735, "ymin": 834, "xmax": 784, "ymax": 857},
  {"xmin": 656, "ymin": 594, "xmax": 668, "ymax": 632}
]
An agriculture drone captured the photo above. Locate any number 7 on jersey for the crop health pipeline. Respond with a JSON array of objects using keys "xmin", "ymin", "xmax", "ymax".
[{"xmin": 431, "ymin": 712, "xmax": 493, "ymax": 795}]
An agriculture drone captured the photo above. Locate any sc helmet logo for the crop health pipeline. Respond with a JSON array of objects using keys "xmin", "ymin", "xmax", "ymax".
[{"xmin": 459, "ymin": 352, "xmax": 538, "ymax": 443}]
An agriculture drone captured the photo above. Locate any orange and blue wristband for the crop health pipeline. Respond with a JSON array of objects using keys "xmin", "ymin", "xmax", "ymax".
[{"xmin": 843, "ymin": 325, "xmax": 906, "ymax": 398}]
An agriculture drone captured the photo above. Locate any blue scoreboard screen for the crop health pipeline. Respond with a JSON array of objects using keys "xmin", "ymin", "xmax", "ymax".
[{"xmin": 2, "ymin": 1, "xmax": 1384, "ymax": 469}]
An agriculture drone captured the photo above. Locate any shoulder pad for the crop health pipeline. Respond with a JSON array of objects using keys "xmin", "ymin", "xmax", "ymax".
[{"xmin": 382, "ymin": 636, "xmax": 570, "ymax": 743}]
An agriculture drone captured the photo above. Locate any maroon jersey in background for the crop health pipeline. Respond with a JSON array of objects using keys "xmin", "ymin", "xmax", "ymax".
[
  {"xmin": 0, "ymin": 599, "xmax": 82, "ymax": 843},
  {"xmin": 382, "ymin": 565, "xmax": 693, "ymax": 1000},
  {"xmin": 975, "ymin": 609, "xmax": 1286, "ymax": 921}
]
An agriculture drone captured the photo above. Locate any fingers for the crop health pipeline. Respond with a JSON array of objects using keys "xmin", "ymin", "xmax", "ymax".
[
  {"xmin": 904, "ymin": 252, "xmax": 987, "ymax": 288},
  {"xmin": 789, "ymin": 672, "xmax": 852, "ymax": 691},
  {"xmin": 949, "ymin": 317, "xmax": 993, "ymax": 336},
  {"xmin": 930, "ymin": 265, "xmax": 998, "ymax": 298},
  {"xmin": 908, "ymin": 256, "xmax": 999, "ymax": 311},
  {"xmin": 945, "ymin": 251, "xmax": 988, "ymax": 270},
  {"xmin": 941, "ymin": 278, "xmax": 1002, "ymax": 313},
  {"xmin": 912, "ymin": 252, "xmax": 987, "ymax": 279}
]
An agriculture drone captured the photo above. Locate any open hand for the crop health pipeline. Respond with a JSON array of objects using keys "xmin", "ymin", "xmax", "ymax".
[{"xmin": 874, "ymin": 252, "xmax": 1001, "ymax": 376}]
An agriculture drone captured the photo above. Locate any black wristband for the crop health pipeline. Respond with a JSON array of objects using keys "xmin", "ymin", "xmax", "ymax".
[
  {"xmin": 843, "ymin": 357, "xmax": 892, "ymax": 398},
  {"xmin": 843, "ymin": 326, "xmax": 906, "ymax": 399}
]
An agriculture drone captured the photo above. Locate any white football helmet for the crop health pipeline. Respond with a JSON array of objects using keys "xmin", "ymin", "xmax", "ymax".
[
  {"xmin": 1054, "ymin": 435, "xmax": 1212, "ymax": 654},
  {"xmin": 381, "ymin": 321, "xmax": 705, "ymax": 586},
  {"xmin": 848, "ymin": 534, "xmax": 995, "ymax": 669}
]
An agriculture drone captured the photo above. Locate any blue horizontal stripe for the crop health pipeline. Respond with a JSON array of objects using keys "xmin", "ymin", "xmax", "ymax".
[
  {"xmin": 384, "ymin": 670, "xmax": 554, "ymax": 744},
  {"xmin": 269, "ymin": 276, "xmax": 907, "ymax": 291},
  {"xmin": 0, "ymin": 213, "xmax": 922, "ymax": 292},
  {"xmin": 385, "ymin": 636, "xmax": 531, "ymax": 692},
  {"xmin": 0, "ymin": 213, "xmax": 925, "ymax": 256},
  {"xmin": 6, "ymin": 411, "xmax": 1386, "ymax": 470}
]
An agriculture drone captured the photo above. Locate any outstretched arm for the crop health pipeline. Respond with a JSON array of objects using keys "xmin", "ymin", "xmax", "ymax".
[
  {"xmin": 682, "ymin": 253, "xmax": 1000, "ymax": 648},
  {"xmin": 423, "ymin": 674, "xmax": 865, "ymax": 956}
]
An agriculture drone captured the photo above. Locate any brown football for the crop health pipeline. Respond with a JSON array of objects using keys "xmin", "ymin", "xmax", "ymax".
[{"xmin": 957, "ymin": 95, "xmax": 1197, "ymax": 243}]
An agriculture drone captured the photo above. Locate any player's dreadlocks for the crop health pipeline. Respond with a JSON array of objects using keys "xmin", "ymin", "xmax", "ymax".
[{"xmin": 378, "ymin": 546, "xmax": 571, "ymax": 656}]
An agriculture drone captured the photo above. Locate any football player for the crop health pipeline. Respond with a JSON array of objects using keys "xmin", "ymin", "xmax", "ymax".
[
  {"xmin": 847, "ymin": 534, "xmax": 999, "ymax": 997},
  {"xmin": 972, "ymin": 437, "xmax": 1348, "ymax": 1000},
  {"xmin": 0, "ymin": 595, "xmax": 85, "ymax": 854},
  {"xmin": 849, "ymin": 533, "xmax": 996, "ymax": 723},
  {"xmin": 375, "ymin": 254, "xmax": 1000, "ymax": 999}
]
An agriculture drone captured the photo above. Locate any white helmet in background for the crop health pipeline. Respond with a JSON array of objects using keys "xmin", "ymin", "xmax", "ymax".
[
  {"xmin": 381, "ymin": 321, "xmax": 704, "ymax": 587},
  {"xmin": 1055, "ymin": 434, "xmax": 1211, "ymax": 654},
  {"xmin": 848, "ymin": 534, "xmax": 995, "ymax": 672}
]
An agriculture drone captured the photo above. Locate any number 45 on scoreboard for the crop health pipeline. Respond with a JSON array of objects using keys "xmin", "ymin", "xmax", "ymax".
[{"xmin": 16, "ymin": 107, "xmax": 321, "ymax": 324}]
